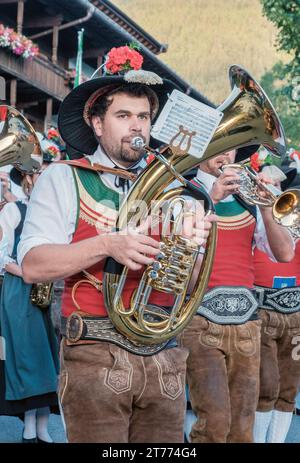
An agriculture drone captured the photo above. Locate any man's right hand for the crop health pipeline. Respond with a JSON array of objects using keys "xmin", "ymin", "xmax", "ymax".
[
  {"xmin": 210, "ymin": 168, "xmax": 241, "ymax": 203},
  {"xmin": 103, "ymin": 223, "xmax": 160, "ymax": 271}
]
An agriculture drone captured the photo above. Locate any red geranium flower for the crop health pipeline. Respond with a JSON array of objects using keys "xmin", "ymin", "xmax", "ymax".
[
  {"xmin": 250, "ymin": 152, "xmax": 261, "ymax": 172},
  {"xmin": 105, "ymin": 45, "xmax": 143, "ymax": 75},
  {"xmin": 47, "ymin": 145, "xmax": 60, "ymax": 158}
]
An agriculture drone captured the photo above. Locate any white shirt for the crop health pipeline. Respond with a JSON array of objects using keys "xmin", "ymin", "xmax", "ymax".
[
  {"xmin": 195, "ymin": 168, "xmax": 276, "ymax": 259},
  {"xmin": 17, "ymin": 145, "xmax": 146, "ymax": 265},
  {"xmin": 0, "ymin": 200, "xmax": 27, "ymax": 270}
]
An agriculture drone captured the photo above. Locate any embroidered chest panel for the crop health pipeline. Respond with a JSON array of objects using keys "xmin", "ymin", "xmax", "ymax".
[
  {"xmin": 74, "ymin": 168, "xmax": 120, "ymax": 232},
  {"xmin": 215, "ymin": 199, "xmax": 256, "ymax": 231}
]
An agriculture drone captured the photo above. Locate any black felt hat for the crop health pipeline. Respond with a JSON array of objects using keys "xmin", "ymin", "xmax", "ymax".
[
  {"xmin": 235, "ymin": 145, "xmax": 260, "ymax": 163},
  {"xmin": 58, "ymin": 72, "xmax": 179, "ymax": 156},
  {"xmin": 10, "ymin": 158, "xmax": 54, "ymax": 187},
  {"xmin": 9, "ymin": 167, "xmax": 23, "ymax": 186}
]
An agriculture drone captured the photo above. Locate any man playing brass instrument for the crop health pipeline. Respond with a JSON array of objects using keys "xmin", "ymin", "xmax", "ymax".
[
  {"xmin": 253, "ymin": 166, "xmax": 300, "ymax": 443},
  {"xmin": 180, "ymin": 149, "xmax": 295, "ymax": 443},
  {"xmin": 17, "ymin": 46, "xmax": 215, "ymax": 443}
]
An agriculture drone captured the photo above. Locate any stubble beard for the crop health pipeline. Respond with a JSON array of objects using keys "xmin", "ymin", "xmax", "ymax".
[
  {"xmin": 100, "ymin": 136, "xmax": 147, "ymax": 166},
  {"xmin": 108, "ymin": 141, "xmax": 145, "ymax": 166}
]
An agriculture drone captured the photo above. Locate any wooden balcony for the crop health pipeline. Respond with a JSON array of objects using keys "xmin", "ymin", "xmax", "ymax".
[{"xmin": 0, "ymin": 48, "xmax": 70, "ymax": 101}]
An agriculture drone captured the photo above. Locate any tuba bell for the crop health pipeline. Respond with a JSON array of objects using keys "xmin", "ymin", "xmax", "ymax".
[
  {"xmin": 0, "ymin": 105, "xmax": 54, "ymax": 308},
  {"xmin": 103, "ymin": 65, "xmax": 287, "ymax": 345},
  {"xmin": 0, "ymin": 105, "xmax": 43, "ymax": 174}
]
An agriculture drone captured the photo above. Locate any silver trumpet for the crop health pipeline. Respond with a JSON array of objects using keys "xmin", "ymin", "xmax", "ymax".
[{"xmin": 221, "ymin": 163, "xmax": 300, "ymax": 238}]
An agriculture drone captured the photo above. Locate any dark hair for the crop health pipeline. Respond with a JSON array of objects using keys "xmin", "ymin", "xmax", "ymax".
[{"xmin": 89, "ymin": 84, "xmax": 158, "ymax": 121}]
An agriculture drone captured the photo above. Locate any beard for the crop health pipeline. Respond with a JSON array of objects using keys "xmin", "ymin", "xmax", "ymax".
[
  {"xmin": 101, "ymin": 136, "xmax": 147, "ymax": 166},
  {"xmin": 119, "ymin": 144, "xmax": 145, "ymax": 163}
]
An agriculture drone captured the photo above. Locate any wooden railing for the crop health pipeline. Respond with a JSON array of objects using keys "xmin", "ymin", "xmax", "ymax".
[{"xmin": 0, "ymin": 48, "xmax": 70, "ymax": 101}]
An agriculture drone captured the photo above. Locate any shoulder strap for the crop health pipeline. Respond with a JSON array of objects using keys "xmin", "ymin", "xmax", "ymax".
[
  {"xmin": 190, "ymin": 178, "xmax": 206, "ymax": 191},
  {"xmin": 233, "ymin": 194, "xmax": 257, "ymax": 219},
  {"xmin": 12, "ymin": 201, "xmax": 27, "ymax": 259},
  {"xmin": 58, "ymin": 160, "xmax": 137, "ymax": 182}
]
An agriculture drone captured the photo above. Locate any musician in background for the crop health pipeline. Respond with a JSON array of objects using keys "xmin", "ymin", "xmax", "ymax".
[
  {"xmin": 17, "ymin": 46, "xmax": 215, "ymax": 443},
  {"xmin": 0, "ymin": 172, "xmax": 17, "ymax": 295},
  {"xmin": 0, "ymin": 158, "xmax": 59, "ymax": 443},
  {"xmin": 0, "ymin": 172, "xmax": 17, "ymax": 209},
  {"xmin": 180, "ymin": 150, "xmax": 295, "ymax": 443},
  {"xmin": 253, "ymin": 166, "xmax": 300, "ymax": 443}
]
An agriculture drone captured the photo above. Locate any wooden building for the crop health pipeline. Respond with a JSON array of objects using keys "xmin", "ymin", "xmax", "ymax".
[{"xmin": 0, "ymin": 0, "xmax": 212, "ymax": 132}]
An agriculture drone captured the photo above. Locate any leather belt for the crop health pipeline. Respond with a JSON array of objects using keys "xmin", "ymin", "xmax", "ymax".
[
  {"xmin": 61, "ymin": 312, "xmax": 176, "ymax": 356},
  {"xmin": 197, "ymin": 286, "xmax": 258, "ymax": 324},
  {"xmin": 255, "ymin": 285, "xmax": 300, "ymax": 314}
]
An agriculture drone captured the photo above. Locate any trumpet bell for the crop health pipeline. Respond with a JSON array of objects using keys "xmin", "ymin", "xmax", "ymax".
[
  {"xmin": 0, "ymin": 105, "xmax": 42, "ymax": 174},
  {"xmin": 273, "ymin": 189, "xmax": 300, "ymax": 228}
]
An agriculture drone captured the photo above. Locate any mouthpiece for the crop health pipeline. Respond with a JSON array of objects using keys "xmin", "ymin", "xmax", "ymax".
[{"xmin": 130, "ymin": 137, "xmax": 145, "ymax": 151}]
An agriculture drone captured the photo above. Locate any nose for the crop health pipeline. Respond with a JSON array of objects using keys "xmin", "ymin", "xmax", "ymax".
[
  {"xmin": 130, "ymin": 116, "xmax": 142, "ymax": 132},
  {"xmin": 221, "ymin": 152, "xmax": 234, "ymax": 164}
]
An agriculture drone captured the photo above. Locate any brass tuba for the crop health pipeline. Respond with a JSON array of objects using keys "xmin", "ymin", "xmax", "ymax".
[
  {"xmin": 0, "ymin": 105, "xmax": 54, "ymax": 308},
  {"xmin": 103, "ymin": 65, "xmax": 287, "ymax": 345},
  {"xmin": 0, "ymin": 105, "xmax": 43, "ymax": 174}
]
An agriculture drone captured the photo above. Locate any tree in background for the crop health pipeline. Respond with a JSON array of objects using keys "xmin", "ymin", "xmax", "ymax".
[
  {"xmin": 261, "ymin": 1, "xmax": 300, "ymax": 147},
  {"xmin": 261, "ymin": 61, "xmax": 300, "ymax": 147}
]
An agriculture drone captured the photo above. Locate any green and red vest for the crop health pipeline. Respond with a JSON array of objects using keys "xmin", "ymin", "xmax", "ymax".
[
  {"xmin": 61, "ymin": 161, "xmax": 173, "ymax": 318},
  {"xmin": 254, "ymin": 240, "xmax": 300, "ymax": 288},
  {"xmin": 208, "ymin": 198, "xmax": 257, "ymax": 289}
]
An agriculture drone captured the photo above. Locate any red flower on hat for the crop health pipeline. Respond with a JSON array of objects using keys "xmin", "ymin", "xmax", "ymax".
[
  {"xmin": 105, "ymin": 45, "xmax": 143, "ymax": 75},
  {"xmin": 47, "ymin": 145, "xmax": 60, "ymax": 158},
  {"xmin": 250, "ymin": 152, "xmax": 261, "ymax": 172}
]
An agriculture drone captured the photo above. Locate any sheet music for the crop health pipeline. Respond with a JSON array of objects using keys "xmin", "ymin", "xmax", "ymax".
[{"xmin": 151, "ymin": 89, "xmax": 223, "ymax": 159}]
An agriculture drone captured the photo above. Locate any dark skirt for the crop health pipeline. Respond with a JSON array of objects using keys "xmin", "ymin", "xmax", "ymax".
[
  {"xmin": 0, "ymin": 273, "xmax": 60, "ymax": 418},
  {"xmin": 0, "ymin": 359, "xmax": 59, "ymax": 418}
]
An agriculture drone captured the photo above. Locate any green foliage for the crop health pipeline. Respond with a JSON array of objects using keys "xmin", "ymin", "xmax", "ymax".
[
  {"xmin": 114, "ymin": 0, "xmax": 286, "ymax": 104},
  {"xmin": 261, "ymin": 61, "xmax": 300, "ymax": 146},
  {"xmin": 261, "ymin": 1, "xmax": 300, "ymax": 56},
  {"xmin": 261, "ymin": 1, "xmax": 300, "ymax": 101}
]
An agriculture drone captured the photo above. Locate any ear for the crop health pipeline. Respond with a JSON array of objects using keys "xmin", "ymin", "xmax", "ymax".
[{"xmin": 91, "ymin": 115, "xmax": 103, "ymax": 137}]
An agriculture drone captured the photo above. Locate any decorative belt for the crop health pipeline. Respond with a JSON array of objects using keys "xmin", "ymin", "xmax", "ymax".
[
  {"xmin": 61, "ymin": 312, "xmax": 175, "ymax": 356},
  {"xmin": 255, "ymin": 285, "xmax": 300, "ymax": 314},
  {"xmin": 197, "ymin": 286, "xmax": 258, "ymax": 324}
]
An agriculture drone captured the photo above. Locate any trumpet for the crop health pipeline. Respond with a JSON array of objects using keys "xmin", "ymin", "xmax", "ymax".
[{"xmin": 221, "ymin": 163, "xmax": 300, "ymax": 238}]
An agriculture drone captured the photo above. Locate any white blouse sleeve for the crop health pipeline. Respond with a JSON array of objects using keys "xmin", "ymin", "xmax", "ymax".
[
  {"xmin": 0, "ymin": 234, "xmax": 14, "ymax": 271},
  {"xmin": 17, "ymin": 163, "xmax": 77, "ymax": 265},
  {"xmin": 0, "ymin": 202, "xmax": 22, "ymax": 269},
  {"xmin": 0, "ymin": 202, "xmax": 21, "ymax": 255}
]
